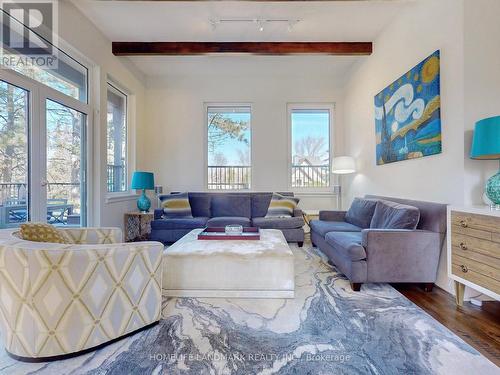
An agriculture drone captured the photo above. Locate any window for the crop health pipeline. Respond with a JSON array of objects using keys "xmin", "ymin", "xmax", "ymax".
[
  {"xmin": 289, "ymin": 105, "xmax": 332, "ymax": 188},
  {"xmin": 207, "ymin": 105, "xmax": 251, "ymax": 190},
  {"xmin": 0, "ymin": 12, "xmax": 88, "ymax": 102},
  {"xmin": 106, "ymin": 83, "xmax": 127, "ymax": 193},
  {"xmin": 0, "ymin": 11, "xmax": 90, "ymax": 228}
]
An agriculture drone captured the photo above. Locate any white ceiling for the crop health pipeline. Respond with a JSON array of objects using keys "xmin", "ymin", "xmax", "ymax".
[
  {"xmin": 73, "ymin": 0, "xmax": 408, "ymax": 42},
  {"xmin": 71, "ymin": 0, "xmax": 410, "ymax": 77}
]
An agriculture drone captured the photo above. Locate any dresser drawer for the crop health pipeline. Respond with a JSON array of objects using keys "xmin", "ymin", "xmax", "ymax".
[
  {"xmin": 451, "ymin": 233, "xmax": 500, "ymax": 259},
  {"xmin": 451, "ymin": 256, "xmax": 500, "ymax": 294},
  {"xmin": 451, "ymin": 211, "xmax": 500, "ymax": 236}
]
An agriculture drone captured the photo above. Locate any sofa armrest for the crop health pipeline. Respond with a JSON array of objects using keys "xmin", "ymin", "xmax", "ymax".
[
  {"xmin": 361, "ymin": 229, "xmax": 442, "ymax": 282},
  {"xmin": 293, "ymin": 208, "xmax": 303, "ymax": 217},
  {"xmin": 319, "ymin": 210, "xmax": 347, "ymax": 221},
  {"xmin": 154, "ymin": 208, "xmax": 164, "ymax": 220}
]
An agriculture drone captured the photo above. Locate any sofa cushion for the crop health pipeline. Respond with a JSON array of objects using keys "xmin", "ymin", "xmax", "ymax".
[
  {"xmin": 151, "ymin": 217, "xmax": 208, "ymax": 230},
  {"xmin": 211, "ymin": 194, "xmax": 251, "ymax": 218},
  {"xmin": 20, "ymin": 222, "xmax": 68, "ymax": 244},
  {"xmin": 266, "ymin": 193, "xmax": 300, "ymax": 218},
  {"xmin": 310, "ymin": 220, "xmax": 362, "ymax": 237},
  {"xmin": 207, "ymin": 217, "xmax": 251, "ymax": 227},
  {"xmin": 159, "ymin": 192, "xmax": 192, "ymax": 218},
  {"xmin": 188, "ymin": 193, "xmax": 212, "ymax": 218},
  {"xmin": 253, "ymin": 216, "xmax": 304, "ymax": 230},
  {"xmin": 251, "ymin": 192, "xmax": 273, "ymax": 218},
  {"xmin": 345, "ymin": 197, "xmax": 378, "ymax": 229},
  {"xmin": 324, "ymin": 232, "xmax": 366, "ymax": 261},
  {"xmin": 370, "ymin": 200, "xmax": 420, "ymax": 230}
]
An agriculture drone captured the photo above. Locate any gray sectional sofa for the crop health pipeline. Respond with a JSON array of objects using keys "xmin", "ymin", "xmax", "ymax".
[
  {"xmin": 310, "ymin": 195, "xmax": 447, "ymax": 291},
  {"xmin": 151, "ymin": 192, "xmax": 305, "ymax": 245}
]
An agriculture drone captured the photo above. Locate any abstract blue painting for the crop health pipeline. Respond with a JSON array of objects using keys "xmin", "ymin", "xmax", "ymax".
[{"xmin": 374, "ymin": 50, "xmax": 441, "ymax": 165}]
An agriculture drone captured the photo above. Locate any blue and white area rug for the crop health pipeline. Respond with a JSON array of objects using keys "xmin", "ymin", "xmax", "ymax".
[{"xmin": 0, "ymin": 245, "xmax": 498, "ymax": 374}]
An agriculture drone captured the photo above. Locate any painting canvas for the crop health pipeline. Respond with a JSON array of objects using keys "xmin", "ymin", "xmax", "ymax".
[{"xmin": 374, "ymin": 50, "xmax": 441, "ymax": 165}]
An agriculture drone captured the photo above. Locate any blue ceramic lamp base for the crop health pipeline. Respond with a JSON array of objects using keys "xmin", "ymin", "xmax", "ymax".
[
  {"xmin": 137, "ymin": 190, "xmax": 151, "ymax": 213},
  {"xmin": 486, "ymin": 168, "xmax": 500, "ymax": 210}
]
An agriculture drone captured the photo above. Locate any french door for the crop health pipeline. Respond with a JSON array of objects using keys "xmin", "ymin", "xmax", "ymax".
[{"xmin": 0, "ymin": 70, "xmax": 89, "ymax": 228}]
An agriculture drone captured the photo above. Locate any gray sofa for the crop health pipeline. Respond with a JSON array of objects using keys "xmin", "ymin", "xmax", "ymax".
[
  {"xmin": 151, "ymin": 192, "xmax": 305, "ymax": 245},
  {"xmin": 310, "ymin": 195, "xmax": 447, "ymax": 291}
]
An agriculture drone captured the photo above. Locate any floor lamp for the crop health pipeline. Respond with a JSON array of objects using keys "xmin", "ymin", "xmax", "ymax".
[{"xmin": 332, "ymin": 156, "xmax": 356, "ymax": 210}]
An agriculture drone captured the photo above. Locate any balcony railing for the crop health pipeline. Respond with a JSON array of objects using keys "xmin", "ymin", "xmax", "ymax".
[
  {"xmin": 0, "ymin": 182, "xmax": 80, "ymax": 227},
  {"xmin": 291, "ymin": 165, "xmax": 330, "ymax": 188},
  {"xmin": 107, "ymin": 164, "xmax": 126, "ymax": 192},
  {"xmin": 208, "ymin": 166, "xmax": 251, "ymax": 190}
]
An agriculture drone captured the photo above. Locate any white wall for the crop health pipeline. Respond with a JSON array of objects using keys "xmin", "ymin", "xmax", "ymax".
[
  {"xmin": 139, "ymin": 56, "xmax": 356, "ymax": 210},
  {"xmin": 58, "ymin": 1, "xmax": 147, "ymax": 228},
  {"xmin": 342, "ymin": 0, "xmax": 465, "ymax": 293},
  {"xmin": 463, "ymin": 0, "xmax": 500, "ymax": 206}
]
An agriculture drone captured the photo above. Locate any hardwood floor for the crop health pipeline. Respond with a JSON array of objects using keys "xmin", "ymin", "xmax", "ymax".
[{"xmin": 393, "ymin": 284, "xmax": 500, "ymax": 367}]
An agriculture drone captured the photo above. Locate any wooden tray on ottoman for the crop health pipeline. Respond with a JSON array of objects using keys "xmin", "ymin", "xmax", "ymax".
[{"xmin": 198, "ymin": 227, "xmax": 261, "ymax": 240}]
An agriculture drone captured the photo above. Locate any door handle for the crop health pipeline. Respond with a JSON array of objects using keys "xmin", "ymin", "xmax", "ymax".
[{"xmin": 40, "ymin": 179, "xmax": 48, "ymax": 187}]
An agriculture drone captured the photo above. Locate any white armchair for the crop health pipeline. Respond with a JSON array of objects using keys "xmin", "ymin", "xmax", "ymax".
[{"xmin": 0, "ymin": 227, "xmax": 163, "ymax": 361}]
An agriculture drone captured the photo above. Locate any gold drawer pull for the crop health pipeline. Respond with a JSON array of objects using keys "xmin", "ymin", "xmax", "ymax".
[
  {"xmin": 460, "ymin": 264, "xmax": 468, "ymax": 273},
  {"xmin": 459, "ymin": 242, "xmax": 468, "ymax": 250},
  {"xmin": 459, "ymin": 220, "xmax": 468, "ymax": 228}
]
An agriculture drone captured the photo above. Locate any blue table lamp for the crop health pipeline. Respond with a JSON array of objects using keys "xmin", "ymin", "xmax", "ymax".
[
  {"xmin": 471, "ymin": 116, "xmax": 500, "ymax": 208},
  {"xmin": 131, "ymin": 171, "xmax": 155, "ymax": 212}
]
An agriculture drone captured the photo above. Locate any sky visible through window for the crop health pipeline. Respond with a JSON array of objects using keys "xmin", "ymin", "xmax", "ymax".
[
  {"xmin": 291, "ymin": 110, "xmax": 330, "ymax": 166},
  {"xmin": 208, "ymin": 111, "xmax": 251, "ymax": 166}
]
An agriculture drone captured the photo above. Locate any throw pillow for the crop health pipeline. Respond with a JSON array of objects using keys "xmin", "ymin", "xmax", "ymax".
[
  {"xmin": 160, "ymin": 192, "xmax": 193, "ymax": 218},
  {"xmin": 370, "ymin": 200, "xmax": 420, "ymax": 230},
  {"xmin": 265, "ymin": 193, "xmax": 300, "ymax": 218},
  {"xmin": 345, "ymin": 197, "xmax": 378, "ymax": 228},
  {"xmin": 19, "ymin": 222, "xmax": 69, "ymax": 244}
]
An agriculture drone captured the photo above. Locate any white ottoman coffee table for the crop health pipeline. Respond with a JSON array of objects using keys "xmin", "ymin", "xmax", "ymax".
[{"xmin": 163, "ymin": 228, "xmax": 294, "ymax": 298}]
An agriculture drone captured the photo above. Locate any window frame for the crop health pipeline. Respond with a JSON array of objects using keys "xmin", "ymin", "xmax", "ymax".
[
  {"xmin": 287, "ymin": 103, "xmax": 335, "ymax": 193},
  {"xmin": 204, "ymin": 102, "xmax": 253, "ymax": 191},
  {"xmin": 105, "ymin": 81, "xmax": 129, "ymax": 195}
]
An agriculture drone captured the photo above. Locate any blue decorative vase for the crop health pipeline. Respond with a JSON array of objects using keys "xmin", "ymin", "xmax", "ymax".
[
  {"xmin": 137, "ymin": 190, "xmax": 151, "ymax": 212},
  {"xmin": 486, "ymin": 169, "xmax": 500, "ymax": 207}
]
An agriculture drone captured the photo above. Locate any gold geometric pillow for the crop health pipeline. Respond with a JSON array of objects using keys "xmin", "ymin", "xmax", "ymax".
[{"xmin": 19, "ymin": 222, "xmax": 69, "ymax": 244}]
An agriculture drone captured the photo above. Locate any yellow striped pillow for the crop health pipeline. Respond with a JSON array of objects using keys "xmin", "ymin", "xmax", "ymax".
[
  {"xmin": 160, "ymin": 192, "xmax": 193, "ymax": 218},
  {"xmin": 265, "ymin": 193, "xmax": 299, "ymax": 218}
]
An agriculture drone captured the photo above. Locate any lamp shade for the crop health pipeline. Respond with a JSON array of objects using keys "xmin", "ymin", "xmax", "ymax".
[
  {"xmin": 470, "ymin": 116, "xmax": 500, "ymax": 160},
  {"xmin": 131, "ymin": 171, "xmax": 154, "ymax": 190},
  {"xmin": 332, "ymin": 156, "xmax": 356, "ymax": 174}
]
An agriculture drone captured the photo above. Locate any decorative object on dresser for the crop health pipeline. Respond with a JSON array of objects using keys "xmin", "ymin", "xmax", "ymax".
[
  {"xmin": 131, "ymin": 171, "xmax": 155, "ymax": 212},
  {"xmin": 470, "ymin": 115, "xmax": 500, "ymax": 209},
  {"xmin": 124, "ymin": 211, "xmax": 154, "ymax": 242},
  {"xmin": 447, "ymin": 206, "xmax": 500, "ymax": 306},
  {"xmin": 331, "ymin": 156, "xmax": 356, "ymax": 209}
]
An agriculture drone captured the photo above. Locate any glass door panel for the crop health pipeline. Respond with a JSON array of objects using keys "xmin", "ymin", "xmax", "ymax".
[
  {"xmin": 0, "ymin": 80, "xmax": 29, "ymax": 228},
  {"xmin": 45, "ymin": 99, "xmax": 86, "ymax": 226}
]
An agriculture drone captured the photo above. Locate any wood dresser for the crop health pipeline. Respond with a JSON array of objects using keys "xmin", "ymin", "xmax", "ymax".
[{"xmin": 447, "ymin": 206, "xmax": 500, "ymax": 305}]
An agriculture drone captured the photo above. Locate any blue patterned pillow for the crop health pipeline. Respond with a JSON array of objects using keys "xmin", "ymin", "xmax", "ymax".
[
  {"xmin": 265, "ymin": 193, "xmax": 300, "ymax": 218},
  {"xmin": 160, "ymin": 192, "xmax": 193, "ymax": 218}
]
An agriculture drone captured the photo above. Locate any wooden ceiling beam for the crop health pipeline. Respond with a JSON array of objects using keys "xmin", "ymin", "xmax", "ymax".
[{"xmin": 112, "ymin": 42, "xmax": 372, "ymax": 56}]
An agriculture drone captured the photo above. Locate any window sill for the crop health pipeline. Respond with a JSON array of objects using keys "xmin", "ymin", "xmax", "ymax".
[
  {"xmin": 292, "ymin": 191, "xmax": 338, "ymax": 197},
  {"xmin": 105, "ymin": 193, "xmax": 137, "ymax": 204}
]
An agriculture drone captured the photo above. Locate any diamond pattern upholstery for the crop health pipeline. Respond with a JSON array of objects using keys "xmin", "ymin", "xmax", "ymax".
[{"xmin": 0, "ymin": 228, "xmax": 163, "ymax": 359}]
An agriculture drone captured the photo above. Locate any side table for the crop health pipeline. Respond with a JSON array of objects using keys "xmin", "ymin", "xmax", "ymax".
[
  {"xmin": 124, "ymin": 212, "xmax": 154, "ymax": 242},
  {"xmin": 302, "ymin": 209, "xmax": 320, "ymax": 234}
]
